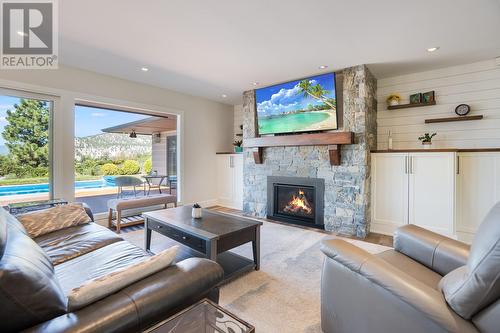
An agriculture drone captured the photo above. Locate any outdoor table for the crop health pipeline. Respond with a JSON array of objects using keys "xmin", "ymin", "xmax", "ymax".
[{"xmin": 143, "ymin": 175, "xmax": 167, "ymax": 195}]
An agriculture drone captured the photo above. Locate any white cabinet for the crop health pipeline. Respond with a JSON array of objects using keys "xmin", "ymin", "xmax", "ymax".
[
  {"xmin": 216, "ymin": 154, "xmax": 243, "ymax": 209},
  {"xmin": 371, "ymin": 152, "xmax": 455, "ymax": 237},
  {"xmin": 408, "ymin": 153, "xmax": 455, "ymax": 237},
  {"xmin": 371, "ymin": 153, "xmax": 409, "ymax": 234},
  {"xmin": 456, "ymin": 152, "xmax": 500, "ymax": 242}
]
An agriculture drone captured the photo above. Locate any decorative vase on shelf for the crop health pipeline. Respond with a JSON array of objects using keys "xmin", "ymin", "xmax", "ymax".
[
  {"xmin": 422, "ymin": 142, "xmax": 432, "ymax": 149},
  {"xmin": 389, "ymin": 99, "xmax": 399, "ymax": 106},
  {"xmin": 234, "ymin": 146, "xmax": 243, "ymax": 153}
]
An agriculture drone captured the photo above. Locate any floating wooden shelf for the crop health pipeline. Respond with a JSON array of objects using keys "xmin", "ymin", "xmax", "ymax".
[
  {"xmin": 425, "ymin": 115, "xmax": 483, "ymax": 124},
  {"xmin": 243, "ymin": 132, "xmax": 354, "ymax": 166},
  {"xmin": 387, "ymin": 101, "xmax": 436, "ymax": 110}
]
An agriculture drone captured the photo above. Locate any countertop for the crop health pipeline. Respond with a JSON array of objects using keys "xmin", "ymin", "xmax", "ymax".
[{"xmin": 216, "ymin": 152, "xmax": 242, "ymax": 154}]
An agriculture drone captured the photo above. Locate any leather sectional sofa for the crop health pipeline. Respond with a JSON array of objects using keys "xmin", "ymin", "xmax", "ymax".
[
  {"xmin": 320, "ymin": 202, "xmax": 500, "ymax": 333},
  {"xmin": 0, "ymin": 206, "xmax": 224, "ymax": 333}
]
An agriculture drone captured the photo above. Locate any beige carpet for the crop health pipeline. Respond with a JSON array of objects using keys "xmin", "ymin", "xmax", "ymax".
[{"xmin": 122, "ymin": 218, "xmax": 390, "ymax": 333}]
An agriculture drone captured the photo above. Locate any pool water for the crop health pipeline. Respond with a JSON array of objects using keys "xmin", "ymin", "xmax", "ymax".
[{"xmin": 0, "ymin": 180, "xmax": 110, "ymax": 197}]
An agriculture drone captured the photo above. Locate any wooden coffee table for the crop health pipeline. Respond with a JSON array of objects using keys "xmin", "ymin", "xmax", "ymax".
[{"xmin": 143, "ymin": 206, "xmax": 262, "ymax": 282}]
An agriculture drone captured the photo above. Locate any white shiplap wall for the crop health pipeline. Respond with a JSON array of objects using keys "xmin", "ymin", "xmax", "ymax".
[{"xmin": 377, "ymin": 60, "xmax": 500, "ymax": 149}]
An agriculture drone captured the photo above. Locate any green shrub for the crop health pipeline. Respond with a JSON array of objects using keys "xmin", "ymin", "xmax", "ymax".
[
  {"xmin": 121, "ymin": 160, "xmax": 140, "ymax": 175},
  {"xmin": 101, "ymin": 163, "xmax": 120, "ymax": 175},
  {"xmin": 143, "ymin": 159, "xmax": 152, "ymax": 174}
]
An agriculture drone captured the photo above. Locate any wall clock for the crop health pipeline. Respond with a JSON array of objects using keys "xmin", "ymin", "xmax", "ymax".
[{"xmin": 455, "ymin": 104, "xmax": 471, "ymax": 116}]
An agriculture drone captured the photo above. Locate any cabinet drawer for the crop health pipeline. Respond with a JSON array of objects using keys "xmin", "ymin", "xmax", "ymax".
[{"xmin": 147, "ymin": 219, "xmax": 206, "ymax": 253}]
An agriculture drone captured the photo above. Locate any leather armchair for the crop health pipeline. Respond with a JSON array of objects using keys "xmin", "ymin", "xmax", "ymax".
[{"xmin": 320, "ymin": 203, "xmax": 500, "ymax": 333}]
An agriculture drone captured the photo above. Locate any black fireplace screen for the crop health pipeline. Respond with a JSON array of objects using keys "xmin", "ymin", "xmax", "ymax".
[{"xmin": 275, "ymin": 184, "xmax": 315, "ymax": 221}]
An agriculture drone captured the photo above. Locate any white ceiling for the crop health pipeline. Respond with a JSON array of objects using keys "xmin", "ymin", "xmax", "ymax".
[{"xmin": 60, "ymin": 0, "xmax": 500, "ymax": 104}]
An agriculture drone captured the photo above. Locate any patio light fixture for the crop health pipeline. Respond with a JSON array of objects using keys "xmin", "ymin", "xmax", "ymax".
[{"xmin": 129, "ymin": 130, "xmax": 137, "ymax": 138}]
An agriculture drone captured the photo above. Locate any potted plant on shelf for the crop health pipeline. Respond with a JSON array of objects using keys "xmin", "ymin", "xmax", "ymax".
[
  {"xmin": 233, "ymin": 140, "xmax": 243, "ymax": 153},
  {"xmin": 418, "ymin": 132, "xmax": 437, "ymax": 149},
  {"xmin": 386, "ymin": 94, "xmax": 401, "ymax": 107}
]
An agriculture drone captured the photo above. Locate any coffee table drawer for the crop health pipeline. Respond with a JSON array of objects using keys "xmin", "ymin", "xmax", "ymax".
[{"xmin": 148, "ymin": 219, "xmax": 206, "ymax": 253}]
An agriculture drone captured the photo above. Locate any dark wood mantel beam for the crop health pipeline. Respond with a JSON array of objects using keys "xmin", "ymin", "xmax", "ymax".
[{"xmin": 243, "ymin": 132, "xmax": 354, "ymax": 166}]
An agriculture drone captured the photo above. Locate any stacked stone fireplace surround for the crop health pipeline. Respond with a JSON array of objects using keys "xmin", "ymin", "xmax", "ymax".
[{"xmin": 242, "ymin": 65, "xmax": 377, "ymax": 238}]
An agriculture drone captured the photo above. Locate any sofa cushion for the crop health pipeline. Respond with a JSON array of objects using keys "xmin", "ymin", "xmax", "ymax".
[
  {"xmin": 17, "ymin": 203, "xmax": 91, "ymax": 238},
  {"xmin": 35, "ymin": 222, "xmax": 123, "ymax": 265},
  {"xmin": 376, "ymin": 249, "xmax": 442, "ymax": 290},
  {"xmin": 0, "ymin": 209, "xmax": 67, "ymax": 332},
  {"xmin": 55, "ymin": 240, "xmax": 152, "ymax": 295},
  {"xmin": 439, "ymin": 202, "xmax": 500, "ymax": 319},
  {"xmin": 67, "ymin": 245, "xmax": 178, "ymax": 311}
]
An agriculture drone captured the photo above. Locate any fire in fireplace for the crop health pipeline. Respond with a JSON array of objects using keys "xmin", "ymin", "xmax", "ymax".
[
  {"xmin": 267, "ymin": 176, "xmax": 324, "ymax": 228},
  {"xmin": 284, "ymin": 190, "xmax": 313, "ymax": 215},
  {"xmin": 278, "ymin": 187, "xmax": 314, "ymax": 220}
]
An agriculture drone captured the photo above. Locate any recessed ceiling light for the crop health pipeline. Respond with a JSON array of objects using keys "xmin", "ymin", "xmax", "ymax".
[
  {"xmin": 252, "ymin": 82, "xmax": 259, "ymax": 86},
  {"xmin": 427, "ymin": 47, "xmax": 440, "ymax": 52},
  {"xmin": 221, "ymin": 94, "xmax": 227, "ymax": 98},
  {"xmin": 318, "ymin": 65, "xmax": 328, "ymax": 69},
  {"xmin": 141, "ymin": 67, "xmax": 149, "ymax": 72},
  {"xmin": 17, "ymin": 31, "xmax": 27, "ymax": 37}
]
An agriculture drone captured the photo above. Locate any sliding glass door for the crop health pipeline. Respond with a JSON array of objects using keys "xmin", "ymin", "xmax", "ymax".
[
  {"xmin": 0, "ymin": 89, "xmax": 53, "ymax": 207},
  {"xmin": 74, "ymin": 104, "xmax": 177, "ymax": 213}
]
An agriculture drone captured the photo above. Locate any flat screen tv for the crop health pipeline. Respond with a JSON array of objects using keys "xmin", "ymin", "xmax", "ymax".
[{"xmin": 255, "ymin": 72, "xmax": 338, "ymax": 135}]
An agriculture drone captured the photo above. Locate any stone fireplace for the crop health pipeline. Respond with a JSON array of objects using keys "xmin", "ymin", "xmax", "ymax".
[
  {"xmin": 267, "ymin": 176, "xmax": 325, "ymax": 228},
  {"xmin": 242, "ymin": 65, "xmax": 377, "ymax": 238}
]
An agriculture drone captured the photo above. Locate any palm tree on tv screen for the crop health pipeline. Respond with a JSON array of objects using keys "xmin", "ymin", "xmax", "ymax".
[{"xmin": 297, "ymin": 80, "xmax": 336, "ymax": 110}]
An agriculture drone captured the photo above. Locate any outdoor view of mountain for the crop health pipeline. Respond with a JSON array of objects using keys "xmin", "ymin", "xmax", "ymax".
[{"xmin": 75, "ymin": 133, "xmax": 151, "ymax": 160}]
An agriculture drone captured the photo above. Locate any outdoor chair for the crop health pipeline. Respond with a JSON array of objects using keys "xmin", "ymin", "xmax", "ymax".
[{"xmin": 114, "ymin": 176, "xmax": 146, "ymax": 198}]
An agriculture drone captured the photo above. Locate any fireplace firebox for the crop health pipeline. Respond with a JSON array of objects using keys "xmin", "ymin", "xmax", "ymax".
[{"xmin": 267, "ymin": 176, "xmax": 324, "ymax": 228}]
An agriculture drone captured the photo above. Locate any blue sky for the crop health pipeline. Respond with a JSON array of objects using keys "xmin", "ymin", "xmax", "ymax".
[
  {"xmin": 0, "ymin": 95, "xmax": 22, "ymax": 146},
  {"xmin": 0, "ymin": 95, "xmax": 152, "ymax": 145},
  {"xmin": 255, "ymin": 72, "xmax": 336, "ymax": 116}
]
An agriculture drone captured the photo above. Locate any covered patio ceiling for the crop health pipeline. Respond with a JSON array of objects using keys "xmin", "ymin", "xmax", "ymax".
[{"xmin": 101, "ymin": 116, "xmax": 177, "ymax": 135}]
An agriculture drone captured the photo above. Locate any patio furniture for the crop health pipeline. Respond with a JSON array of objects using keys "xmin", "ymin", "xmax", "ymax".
[
  {"xmin": 143, "ymin": 174, "xmax": 167, "ymax": 195},
  {"xmin": 107, "ymin": 194, "xmax": 177, "ymax": 233},
  {"xmin": 114, "ymin": 176, "xmax": 146, "ymax": 198},
  {"xmin": 167, "ymin": 175, "xmax": 177, "ymax": 194}
]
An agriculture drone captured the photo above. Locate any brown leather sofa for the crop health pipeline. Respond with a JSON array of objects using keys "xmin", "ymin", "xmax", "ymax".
[
  {"xmin": 320, "ymin": 202, "xmax": 500, "ymax": 333},
  {"xmin": 0, "ymin": 207, "xmax": 224, "ymax": 333}
]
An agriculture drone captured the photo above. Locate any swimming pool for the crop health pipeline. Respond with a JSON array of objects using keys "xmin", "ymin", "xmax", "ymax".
[{"xmin": 0, "ymin": 180, "xmax": 111, "ymax": 197}]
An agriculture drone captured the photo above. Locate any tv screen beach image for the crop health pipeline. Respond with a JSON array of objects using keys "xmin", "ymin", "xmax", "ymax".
[{"xmin": 255, "ymin": 73, "xmax": 338, "ymax": 135}]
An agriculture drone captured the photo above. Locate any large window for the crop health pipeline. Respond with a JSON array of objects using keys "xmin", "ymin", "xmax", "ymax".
[
  {"xmin": 74, "ymin": 104, "xmax": 177, "ymax": 213},
  {"xmin": 0, "ymin": 91, "xmax": 53, "ymax": 207}
]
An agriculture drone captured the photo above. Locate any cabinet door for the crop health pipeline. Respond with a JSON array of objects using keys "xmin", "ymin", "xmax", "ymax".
[
  {"xmin": 232, "ymin": 154, "xmax": 244, "ymax": 209},
  {"xmin": 371, "ymin": 153, "xmax": 409, "ymax": 235},
  {"xmin": 408, "ymin": 153, "xmax": 455, "ymax": 237},
  {"xmin": 456, "ymin": 153, "xmax": 500, "ymax": 242},
  {"xmin": 216, "ymin": 155, "xmax": 233, "ymax": 206}
]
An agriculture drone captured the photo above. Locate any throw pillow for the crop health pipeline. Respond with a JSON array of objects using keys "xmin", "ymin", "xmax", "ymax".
[
  {"xmin": 67, "ymin": 245, "xmax": 178, "ymax": 311},
  {"xmin": 17, "ymin": 203, "xmax": 91, "ymax": 238}
]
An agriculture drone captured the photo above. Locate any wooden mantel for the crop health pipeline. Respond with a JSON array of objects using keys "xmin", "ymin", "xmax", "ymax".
[{"xmin": 243, "ymin": 132, "xmax": 354, "ymax": 166}]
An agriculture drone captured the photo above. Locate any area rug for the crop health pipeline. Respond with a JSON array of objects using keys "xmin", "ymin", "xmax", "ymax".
[{"xmin": 121, "ymin": 217, "xmax": 391, "ymax": 333}]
